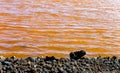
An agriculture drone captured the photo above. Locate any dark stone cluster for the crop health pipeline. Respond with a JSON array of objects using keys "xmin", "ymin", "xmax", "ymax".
[{"xmin": 0, "ymin": 50, "xmax": 120, "ymax": 73}]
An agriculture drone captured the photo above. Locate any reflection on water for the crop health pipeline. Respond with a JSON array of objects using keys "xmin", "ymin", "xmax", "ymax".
[{"xmin": 0, "ymin": 0, "xmax": 120, "ymax": 58}]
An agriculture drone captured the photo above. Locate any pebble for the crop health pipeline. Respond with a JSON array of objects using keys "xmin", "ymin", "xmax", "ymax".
[
  {"xmin": 1, "ymin": 61, "xmax": 11, "ymax": 66},
  {"xmin": 45, "ymin": 56, "xmax": 57, "ymax": 61},
  {"xmin": 25, "ymin": 57, "xmax": 35, "ymax": 62},
  {"xmin": 57, "ymin": 67, "xmax": 64, "ymax": 72},
  {"xmin": 36, "ymin": 57, "xmax": 44, "ymax": 62}
]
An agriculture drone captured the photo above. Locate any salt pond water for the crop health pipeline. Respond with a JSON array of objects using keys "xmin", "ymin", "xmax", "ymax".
[{"xmin": 0, "ymin": 0, "xmax": 120, "ymax": 58}]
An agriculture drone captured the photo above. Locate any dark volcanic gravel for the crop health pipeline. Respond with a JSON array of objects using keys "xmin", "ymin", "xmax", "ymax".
[{"xmin": 0, "ymin": 51, "xmax": 120, "ymax": 73}]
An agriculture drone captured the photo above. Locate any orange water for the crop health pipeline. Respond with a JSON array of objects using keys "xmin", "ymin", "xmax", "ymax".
[{"xmin": 0, "ymin": 0, "xmax": 120, "ymax": 58}]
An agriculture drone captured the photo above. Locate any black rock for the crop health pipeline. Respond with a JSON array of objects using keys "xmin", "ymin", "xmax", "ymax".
[
  {"xmin": 57, "ymin": 67, "xmax": 64, "ymax": 73},
  {"xmin": 69, "ymin": 50, "xmax": 86, "ymax": 60},
  {"xmin": 45, "ymin": 56, "xmax": 57, "ymax": 61},
  {"xmin": 36, "ymin": 57, "xmax": 44, "ymax": 62},
  {"xmin": 10, "ymin": 56, "xmax": 16, "ymax": 60},
  {"xmin": 111, "ymin": 56, "xmax": 117, "ymax": 61},
  {"xmin": 25, "ymin": 57, "xmax": 35, "ymax": 62},
  {"xmin": 118, "ymin": 59, "xmax": 120, "ymax": 64},
  {"xmin": 1, "ymin": 61, "xmax": 11, "ymax": 66},
  {"xmin": 4, "ymin": 58, "xmax": 13, "ymax": 62}
]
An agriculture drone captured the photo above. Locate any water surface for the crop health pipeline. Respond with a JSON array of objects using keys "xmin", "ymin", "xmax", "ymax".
[{"xmin": 0, "ymin": 0, "xmax": 120, "ymax": 58}]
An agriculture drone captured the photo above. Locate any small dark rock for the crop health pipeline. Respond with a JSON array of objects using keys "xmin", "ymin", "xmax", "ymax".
[
  {"xmin": 36, "ymin": 57, "xmax": 44, "ymax": 62},
  {"xmin": 4, "ymin": 57, "xmax": 12, "ymax": 62},
  {"xmin": 25, "ymin": 57, "xmax": 35, "ymax": 62},
  {"xmin": 1, "ymin": 61, "xmax": 11, "ymax": 66},
  {"xmin": 69, "ymin": 50, "xmax": 86, "ymax": 60},
  {"xmin": 118, "ymin": 59, "xmax": 120, "ymax": 63},
  {"xmin": 45, "ymin": 56, "xmax": 57, "ymax": 61},
  {"xmin": 57, "ymin": 67, "xmax": 64, "ymax": 73},
  {"xmin": 46, "ymin": 61, "xmax": 52, "ymax": 64},
  {"xmin": 39, "ymin": 62, "xmax": 45, "ymax": 66},
  {"xmin": 45, "ymin": 64, "xmax": 52, "ymax": 69},
  {"xmin": 111, "ymin": 56, "xmax": 117, "ymax": 61},
  {"xmin": 10, "ymin": 56, "xmax": 16, "ymax": 60}
]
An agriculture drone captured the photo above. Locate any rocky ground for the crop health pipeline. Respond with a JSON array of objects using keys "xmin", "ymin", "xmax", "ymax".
[{"xmin": 0, "ymin": 50, "xmax": 120, "ymax": 73}]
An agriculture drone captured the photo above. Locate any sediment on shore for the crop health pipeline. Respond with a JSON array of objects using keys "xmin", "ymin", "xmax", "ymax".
[{"xmin": 0, "ymin": 50, "xmax": 120, "ymax": 73}]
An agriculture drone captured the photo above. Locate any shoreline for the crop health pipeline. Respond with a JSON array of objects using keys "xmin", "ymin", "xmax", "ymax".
[
  {"xmin": 0, "ymin": 51, "xmax": 120, "ymax": 73},
  {"xmin": 0, "ymin": 56, "xmax": 120, "ymax": 73}
]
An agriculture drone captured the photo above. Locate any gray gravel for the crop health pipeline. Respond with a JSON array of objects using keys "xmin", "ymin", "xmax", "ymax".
[{"xmin": 0, "ymin": 50, "xmax": 120, "ymax": 73}]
